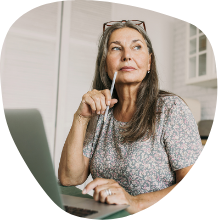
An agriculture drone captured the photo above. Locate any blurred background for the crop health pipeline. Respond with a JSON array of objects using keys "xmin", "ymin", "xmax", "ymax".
[{"xmin": 0, "ymin": 0, "xmax": 216, "ymax": 192}]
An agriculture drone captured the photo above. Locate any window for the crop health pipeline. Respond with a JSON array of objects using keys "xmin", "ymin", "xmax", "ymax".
[{"xmin": 186, "ymin": 23, "xmax": 216, "ymax": 88}]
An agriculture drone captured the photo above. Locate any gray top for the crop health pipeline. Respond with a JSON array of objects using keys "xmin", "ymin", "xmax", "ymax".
[{"xmin": 83, "ymin": 96, "xmax": 203, "ymax": 196}]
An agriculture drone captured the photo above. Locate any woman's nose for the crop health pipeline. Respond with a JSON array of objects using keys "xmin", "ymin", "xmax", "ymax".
[
  {"xmin": 123, "ymin": 57, "xmax": 131, "ymax": 61},
  {"xmin": 121, "ymin": 48, "xmax": 132, "ymax": 61}
]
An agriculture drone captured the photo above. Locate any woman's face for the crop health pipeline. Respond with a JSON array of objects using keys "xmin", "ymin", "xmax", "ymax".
[{"xmin": 106, "ymin": 27, "xmax": 151, "ymax": 85}]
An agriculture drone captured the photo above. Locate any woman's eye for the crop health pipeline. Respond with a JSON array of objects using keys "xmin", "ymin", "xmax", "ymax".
[
  {"xmin": 134, "ymin": 45, "xmax": 141, "ymax": 50},
  {"xmin": 112, "ymin": 47, "xmax": 121, "ymax": 51}
]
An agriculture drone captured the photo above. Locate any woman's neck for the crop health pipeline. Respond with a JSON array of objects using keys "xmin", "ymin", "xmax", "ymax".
[
  {"xmin": 113, "ymin": 84, "xmax": 138, "ymax": 122},
  {"xmin": 113, "ymin": 104, "xmax": 136, "ymax": 122}
]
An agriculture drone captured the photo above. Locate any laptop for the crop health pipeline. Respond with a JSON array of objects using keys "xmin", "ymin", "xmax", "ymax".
[{"xmin": 4, "ymin": 109, "xmax": 129, "ymax": 219}]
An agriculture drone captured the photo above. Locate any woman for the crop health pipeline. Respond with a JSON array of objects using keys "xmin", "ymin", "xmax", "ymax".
[{"xmin": 58, "ymin": 20, "xmax": 203, "ymax": 214}]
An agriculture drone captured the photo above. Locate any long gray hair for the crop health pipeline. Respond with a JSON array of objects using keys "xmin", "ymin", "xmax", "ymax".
[{"xmin": 92, "ymin": 21, "xmax": 173, "ymax": 142}]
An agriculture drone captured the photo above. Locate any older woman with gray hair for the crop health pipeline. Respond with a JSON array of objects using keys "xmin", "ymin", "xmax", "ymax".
[{"xmin": 58, "ymin": 20, "xmax": 202, "ymax": 214}]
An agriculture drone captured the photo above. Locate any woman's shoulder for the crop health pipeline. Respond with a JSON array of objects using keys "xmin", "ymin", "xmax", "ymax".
[
  {"xmin": 158, "ymin": 94, "xmax": 184, "ymax": 104},
  {"xmin": 157, "ymin": 91, "xmax": 187, "ymax": 111},
  {"xmin": 157, "ymin": 94, "xmax": 191, "ymax": 122}
]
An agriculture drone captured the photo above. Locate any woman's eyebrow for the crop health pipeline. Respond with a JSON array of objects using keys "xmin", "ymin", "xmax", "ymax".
[{"xmin": 109, "ymin": 39, "xmax": 144, "ymax": 46}]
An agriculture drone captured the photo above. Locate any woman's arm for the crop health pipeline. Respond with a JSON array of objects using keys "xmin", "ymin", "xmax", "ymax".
[
  {"xmin": 58, "ymin": 113, "xmax": 91, "ymax": 186},
  {"xmin": 132, "ymin": 165, "xmax": 193, "ymax": 213},
  {"xmin": 58, "ymin": 89, "xmax": 118, "ymax": 186}
]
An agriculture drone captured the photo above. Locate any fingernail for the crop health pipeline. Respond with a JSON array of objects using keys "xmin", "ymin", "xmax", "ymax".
[
  {"xmin": 97, "ymin": 111, "xmax": 100, "ymax": 114},
  {"xmin": 82, "ymin": 189, "xmax": 87, "ymax": 194},
  {"xmin": 102, "ymin": 111, "xmax": 105, "ymax": 115},
  {"xmin": 107, "ymin": 101, "xmax": 110, "ymax": 105}
]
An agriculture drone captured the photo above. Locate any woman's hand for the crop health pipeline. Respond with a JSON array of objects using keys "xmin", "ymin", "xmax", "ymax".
[
  {"xmin": 75, "ymin": 89, "xmax": 118, "ymax": 120},
  {"xmin": 82, "ymin": 178, "xmax": 138, "ymax": 214}
]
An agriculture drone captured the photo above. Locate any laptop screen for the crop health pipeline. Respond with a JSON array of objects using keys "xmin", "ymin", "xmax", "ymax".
[{"xmin": 5, "ymin": 109, "xmax": 64, "ymax": 210}]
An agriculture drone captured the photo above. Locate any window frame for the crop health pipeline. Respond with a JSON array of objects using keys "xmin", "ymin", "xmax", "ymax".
[{"xmin": 186, "ymin": 23, "xmax": 216, "ymax": 87}]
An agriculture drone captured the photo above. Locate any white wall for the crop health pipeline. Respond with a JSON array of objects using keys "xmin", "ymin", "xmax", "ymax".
[
  {"xmin": 111, "ymin": 3, "xmax": 176, "ymax": 91},
  {"xmin": 172, "ymin": 19, "xmax": 217, "ymax": 120},
  {"xmin": 0, "ymin": 2, "xmax": 62, "ymax": 158}
]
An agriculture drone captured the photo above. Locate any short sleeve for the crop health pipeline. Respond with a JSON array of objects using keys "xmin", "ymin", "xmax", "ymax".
[
  {"xmin": 163, "ymin": 97, "xmax": 203, "ymax": 171},
  {"xmin": 83, "ymin": 115, "xmax": 99, "ymax": 158}
]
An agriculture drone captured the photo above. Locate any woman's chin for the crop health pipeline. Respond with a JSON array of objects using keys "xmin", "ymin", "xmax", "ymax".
[{"xmin": 116, "ymin": 79, "xmax": 142, "ymax": 85}]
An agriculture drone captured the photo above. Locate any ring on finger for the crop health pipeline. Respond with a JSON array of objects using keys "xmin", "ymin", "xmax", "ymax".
[{"xmin": 105, "ymin": 189, "xmax": 112, "ymax": 196}]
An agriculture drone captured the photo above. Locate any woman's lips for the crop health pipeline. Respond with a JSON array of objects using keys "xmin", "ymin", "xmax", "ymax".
[
  {"xmin": 120, "ymin": 66, "xmax": 136, "ymax": 71},
  {"xmin": 120, "ymin": 69, "xmax": 135, "ymax": 72}
]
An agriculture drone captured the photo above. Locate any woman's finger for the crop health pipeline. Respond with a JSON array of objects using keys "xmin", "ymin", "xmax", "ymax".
[
  {"xmin": 101, "ymin": 89, "xmax": 118, "ymax": 109},
  {"xmin": 98, "ymin": 189, "xmax": 109, "ymax": 203},
  {"xmin": 101, "ymin": 89, "xmax": 112, "ymax": 106},
  {"xmin": 109, "ymin": 99, "xmax": 118, "ymax": 108},
  {"xmin": 96, "ymin": 186, "xmax": 121, "ymax": 202},
  {"xmin": 96, "ymin": 186, "xmax": 129, "ymax": 205},
  {"xmin": 82, "ymin": 94, "xmax": 97, "ymax": 114},
  {"xmin": 99, "ymin": 94, "xmax": 106, "ymax": 114},
  {"xmin": 82, "ymin": 178, "xmax": 112, "ymax": 194},
  {"xmin": 105, "ymin": 194, "xmax": 118, "ymax": 205},
  {"xmin": 93, "ymin": 180, "xmax": 121, "ymax": 201},
  {"xmin": 91, "ymin": 95, "xmax": 101, "ymax": 114}
]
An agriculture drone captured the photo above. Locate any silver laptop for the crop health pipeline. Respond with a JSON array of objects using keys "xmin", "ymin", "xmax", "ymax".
[{"xmin": 4, "ymin": 109, "xmax": 129, "ymax": 219}]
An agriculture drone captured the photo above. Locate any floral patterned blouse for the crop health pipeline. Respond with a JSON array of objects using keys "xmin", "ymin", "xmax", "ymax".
[{"xmin": 83, "ymin": 96, "xmax": 203, "ymax": 196}]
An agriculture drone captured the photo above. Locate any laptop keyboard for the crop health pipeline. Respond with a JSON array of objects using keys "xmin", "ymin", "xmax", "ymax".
[{"xmin": 64, "ymin": 206, "xmax": 98, "ymax": 217}]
